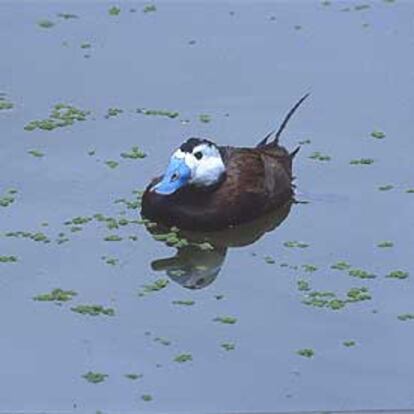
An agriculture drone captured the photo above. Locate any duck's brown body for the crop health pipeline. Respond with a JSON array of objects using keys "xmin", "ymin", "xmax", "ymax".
[{"xmin": 141, "ymin": 142, "xmax": 295, "ymax": 230}]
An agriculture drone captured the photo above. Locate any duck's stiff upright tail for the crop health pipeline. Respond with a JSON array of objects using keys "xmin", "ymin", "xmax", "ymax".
[{"xmin": 256, "ymin": 93, "xmax": 310, "ymax": 148}]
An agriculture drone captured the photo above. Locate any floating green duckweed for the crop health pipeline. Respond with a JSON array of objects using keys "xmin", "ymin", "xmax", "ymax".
[
  {"xmin": 57, "ymin": 13, "xmax": 78, "ymax": 19},
  {"xmin": 195, "ymin": 242, "xmax": 214, "ymax": 251},
  {"xmin": 331, "ymin": 260, "xmax": 351, "ymax": 270},
  {"xmin": 121, "ymin": 146, "xmax": 146, "ymax": 159},
  {"xmin": 24, "ymin": 104, "xmax": 90, "ymax": 131},
  {"xmin": 302, "ymin": 264, "xmax": 318, "ymax": 272},
  {"xmin": 387, "ymin": 270, "xmax": 409, "ymax": 280},
  {"xmin": 297, "ymin": 348, "xmax": 314, "ymax": 358},
  {"xmin": 140, "ymin": 278, "xmax": 169, "ymax": 295},
  {"xmin": 136, "ymin": 108, "xmax": 179, "ymax": 118},
  {"xmin": 172, "ymin": 300, "xmax": 195, "ymax": 306},
  {"xmin": 152, "ymin": 231, "xmax": 189, "ymax": 248},
  {"xmin": 56, "ymin": 233, "xmax": 69, "ymax": 245},
  {"xmin": 283, "ymin": 240, "xmax": 309, "ymax": 248},
  {"xmin": 5, "ymin": 231, "xmax": 50, "ymax": 243},
  {"xmin": 174, "ymin": 353, "xmax": 193, "ymax": 363},
  {"xmin": 303, "ymin": 291, "xmax": 345, "ymax": 310},
  {"xmin": 354, "ymin": 4, "xmax": 370, "ymax": 10},
  {"xmin": 221, "ymin": 342, "xmax": 235, "ymax": 351},
  {"xmin": 213, "ymin": 316, "xmax": 237, "ymax": 324},
  {"xmin": 105, "ymin": 107, "xmax": 123, "ymax": 118},
  {"xmin": 297, "ymin": 279, "xmax": 311, "ymax": 292},
  {"xmin": 0, "ymin": 255, "xmax": 18, "ymax": 263},
  {"xmin": 309, "ymin": 152, "xmax": 331, "ymax": 161},
  {"xmin": 125, "ymin": 373, "xmax": 142, "ymax": 380},
  {"xmin": 348, "ymin": 268, "xmax": 376, "ymax": 279},
  {"xmin": 264, "ymin": 256, "xmax": 275, "ymax": 264},
  {"xmin": 82, "ymin": 371, "xmax": 108, "ymax": 383},
  {"xmin": 347, "ymin": 287, "xmax": 371, "ymax": 302},
  {"xmin": 378, "ymin": 185, "xmax": 393, "ymax": 191},
  {"xmin": 33, "ymin": 288, "xmax": 77, "ymax": 302},
  {"xmin": 298, "ymin": 139, "xmax": 311, "ymax": 145},
  {"xmin": 104, "ymin": 234, "xmax": 122, "ymax": 242},
  {"xmin": 28, "ymin": 149, "xmax": 45, "ymax": 158},
  {"xmin": 199, "ymin": 114, "xmax": 211, "ymax": 123},
  {"xmin": 65, "ymin": 216, "xmax": 93, "ymax": 226},
  {"xmin": 398, "ymin": 314, "xmax": 414, "ymax": 321},
  {"xmin": 377, "ymin": 241, "xmax": 394, "ymax": 248},
  {"xmin": 38, "ymin": 19, "xmax": 55, "ymax": 28},
  {"xmin": 143, "ymin": 4, "xmax": 157, "ymax": 13},
  {"xmin": 350, "ymin": 158, "xmax": 375, "ymax": 165},
  {"xmin": 0, "ymin": 189, "xmax": 17, "ymax": 207},
  {"xmin": 71, "ymin": 305, "xmax": 115, "ymax": 316},
  {"xmin": 109, "ymin": 6, "xmax": 121, "ymax": 15},
  {"xmin": 215, "ymin": 294, "xmax": 224, "ymax": 300},
  {"xmin": 406, "ymin": 189, "xmax": 414, "ymax": 194},
  {"xmin": 105, "ymin": 160, "xmax": 119, "ymax": 169},
  {"xmin": 154, "ymin": 337, "xmax": 171, "ymax": 346},
  {"xmin": 0, "ymin": 95, "xmax": 13, "ymax": 110},
  {"xmin": 141, "ymin": 394, "xmax": 152, "ymax": 402},
  {"xmin": 343, "ymin": 340, "xmax": 356, "ymax": 347},
  {"xmin": 371, "ymin": 130, "xmax": 385, "ymax": 139}
]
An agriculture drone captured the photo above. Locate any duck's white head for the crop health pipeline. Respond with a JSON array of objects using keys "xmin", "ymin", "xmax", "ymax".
[{"xmin": 152, "ymin": 138, "xmax": 226, "ymax": 195}]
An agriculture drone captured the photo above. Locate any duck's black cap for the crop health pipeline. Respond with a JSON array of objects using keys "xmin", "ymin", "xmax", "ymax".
[{"xmin": 180, "ymin": 137, "xmax": 215, "ymax": 153}]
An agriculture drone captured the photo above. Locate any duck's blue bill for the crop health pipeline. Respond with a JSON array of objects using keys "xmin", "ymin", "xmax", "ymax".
[{"xmin": 153, "ymin": 157, "xmax": 191, "ymax": 195}]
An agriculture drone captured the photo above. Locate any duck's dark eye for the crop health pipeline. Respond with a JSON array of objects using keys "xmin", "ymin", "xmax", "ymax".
[{"xmin": 194, "ymin": 151, "xmax": 203, "ymax": 160}]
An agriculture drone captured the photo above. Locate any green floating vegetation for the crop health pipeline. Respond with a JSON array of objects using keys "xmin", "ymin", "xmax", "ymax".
[
  {"xmin": 71, "ymin": 304, "xmax": 115, "ymax": 316},
  {"xmin": 378, "ymin": 184, "xmax": 394, "ymax": 191},
  {"xmin": 28, "ymin": 149, "xmax": 45, "ymax": 158},
  {"xmin": 33, "ymin": 288, "xmax": 77, "ymax": 302},
  {"xmin": 154, "ymin": 337, "xmax": 171, "ymax": 346},
  {"xmin": 88, "ymin": 149, "xmax": 96, "ymax": 156},
  {"xmin": 125, "ymin": 373, "xmax": 143, "ymax": 380},
  {"xmin": 57, "ymin": 13, "xmax": 79, "ymax": 19},
  {"xmin": 297, "ymin": 279, "xmax": 311, "ymax": 292},
  {"xmin": 221, "ymin": 342, "xmax": 235, "ymax": 351},
  {"xmin": 105, "ymin": 160, "xmax": 119, "ymax": 169},
  {"xmin": 104, "ymin": 234, "xmax": 122, "ymax": 242},
  {"xmin": 121, "ymin": 146, "xmax": 146, "ymax": 159},
  {"xmin": 387, "ymin": 270, "xmax": 409, "ymax": 280},
  {"xmin": 140, "ymin": 278, "xmax": 169, "ymax": 296},
  {"xmin": 331, "ymin": 260, "xmax": 351, "ymax": 270},
  {"xmin": 371, "ymin": 130, "xmax": 385, "ymax": 139},
  {"xmin": 101, "ymin": 256, "xmax": 118, "ymax": 266},
  {"xmin": 302, "ymin": 264, "xmax": 318, "ymax": 272},
  {"xmin": 377, "ymin": 241, "xmax": 393, "ymax": 248},
  {"xmin": 136, "ymin": 108, "xmax": 179, "ymax": 119},
  {"xmin": 0, "ymin": 255, "xmax": 18, "ymax": 263},
  {"xmin": 348, "ymin": 268, "xmax": 376, "ymax": 279},
  {"xmin": 109, "ymin": 6, "xmax": 121, "ymax": 15},
  {"xmin": 406, "ymin": 189, "xmax": 414, "ymax": 194},
  {"xmin": 195, "ymin": 241, "xmax": 214, "ymax": 251},
  {"xmin": 24, "ymin": 104, "xmax": 90, "ymax": 131},
  {"xmin": 152, "ymin": 231, "xmax": 189, "ymax": 248},
  {"xmin": 398, "ymin": 314, "xmax": 414, "ymax": 322},
  {"xmin": 264, "ymin": 256, "xmax": 275, "ymax": 264},
  {"xmin": 354, "ymin": 4, "xmax": 370, "ymax": 10},
  {"xmin": 82, "ymin": 371, "xmax": 108, "ymax": 384},
  {"xmin": 350, "ymin": 158, "xmax": 374, "ymax": 165},
  {"xmin": 105, "ymin": 107, "xmax": 123, "ymax": 118},
  {"xmin": 56, "ymin": 233, "xmax": 69, "ymax": 245},
  {"xmin": 0, "ymin": 94, "xmax": 13, "ymax": 110},
  {"xmin": 199, "ymin": 114, "xmax": 211, "ymax": 123},
  {"xmin": 213, "ymin": 316, "xmax": 237, "ymax": 324},
  {"xmin": 141, "ymin": 394, "xmax": 152, "ymax": 402},
  {"xmin": 65, "ymin": 216, "xmax": 93, "ymax": 226},
  {"xmin": 298, "ymin": 139, "xmax": 311, "ymax": 145},
  {"xmin": 0, "ymin": 189, "xmax": 17, "ymax": 207},
  {"xmin": 174, "ymin": 353, "xmax": 193, "ymax": 363},
  {"xmin": 347, "ymin": 287, "xmax": 371, "ymax": 302},
  {"xmin": 172, "ymin": 300, "xmax": 195, "ymax": 306},
  {"xmin": 215, "ymin": 294, "xmax": 224, "ymax": 300},
  {"xmin": 283, "ymin": 240, "xmax": 309, "ymax": 248},
  {"xmin": 114, "ymin": 196, "xmax": 141, "ymax": 210},
  {"xmin": 81, "ymin": 43, "xmax": 91, "ymax": 49},
  {"xmin": 297, "ymin": 348, "xmax": 314, "ymax": 358},
  {"xmin": 5, "ymin": 231, "xmax": 50, "ymax": 243},
  {"xmin": 143, "ymin": 4, "xmax": 157, "ymax": 13},
  {"xmin": 38, "ymin": 19, "xmax": 55, "ymax": 28},
  {"xmin": 343, "ymin": 340, "xmax": 356, "ymax": 347},
  {"xmin": 309, "ymin": 152, "xmax": 331, "ymax": 161}
]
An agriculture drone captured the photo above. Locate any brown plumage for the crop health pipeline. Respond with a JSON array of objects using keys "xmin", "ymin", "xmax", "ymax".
[{"xmin": 141, "ymin": 94, "xmax": 309, "ymax": 231}]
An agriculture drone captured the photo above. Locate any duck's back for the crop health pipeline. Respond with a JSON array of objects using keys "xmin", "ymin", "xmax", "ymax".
[{"xmin": 141, "ymin": 144, "xmax": 294, "ymax": 230}]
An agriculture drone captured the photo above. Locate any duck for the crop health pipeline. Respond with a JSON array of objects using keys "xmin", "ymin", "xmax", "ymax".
[{"xmin": 141, "ymin": 94, "xmax": 309, "ymax": 231}]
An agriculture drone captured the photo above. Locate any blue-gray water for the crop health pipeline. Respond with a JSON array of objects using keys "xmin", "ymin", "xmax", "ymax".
[{"xmin": 1, "ymin": 1, "xmax": 414, "ymax": 412}]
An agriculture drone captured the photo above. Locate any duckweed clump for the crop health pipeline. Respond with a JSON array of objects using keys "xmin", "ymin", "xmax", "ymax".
[
  {"xmin": 141, "ymin": 394, "xmax": 152, "ymax": 402},
  {"xmin": 378, "ymin": 241, "xmax": 393, "ymax": 248},
  {"xmin": 264, "ymin": 256, "xmax": 275, "ymax": 264},
  {"xmin": 378, "ymin": 185, "xmax": 393, "ymax": 191},
  {"xmin": 82, "ymin": 371, "xmax": 108, "ymax": 383},
  {"xmin": 104, "ymin": 234, "xmax": 122, "ymax": 242},
  {"xmin": 406, "ymin": 189, "xmax": 414, "ymax": 194},
  {"xmin": 302, "ymin": 264, "xmax": 318, "ymax": 272},
  {"xmin": 331, "ymin": 260, "xmax": 351, "ymax": 270},
  {"xmin": 143, "ymin": 4, "xmax": 157, "ymax": 13},
  {"xmin": 57, "ymin": 13, "xmax": 78, "ymax": 19},
  {"xmin": 398, "ymin": 314, "xmax": 414, "ymax": 321},
  {"xmin": 24, "ymin": 104, "xmax": 90, "ymax": 131},
  {"xmin": 136, "ymin": 108, "xmax": 179, "ymax": 118},
  {"xmin": 108, "ymin": 6, "xmax": 121, "ymax": 15},
  {"xmin": 350, "ymin": 158, "xmax": 375, "ymax": 165},
  {"xmin": 283, "ymin": 240, "xmax": 309, "ymax": 248},
  {"xmin": 154, "ymin": 337, "xmax": 171, "ymax": 346},
  {"xmin": 199, "ymin": 114, "xmax": 211, "ymax": 123},
  {"xmin": 172, "ymin": 300, "xmax": 195, "ymax": 306},
  {"xmin": 221, "ymin": 342, "xmax": 235, "ymax": 351},
  {"xmin": 213, "ymin": 316, "xmax": 237, "ymax": 324},
  {"xmin": 152, "ymin": 231, "xmax": 189, "ymax": 248},
  {"xmin": 125, "ymin": 373, "xmax": 142, "ymax": 380},
  {"xmin": 121, "ymin": 146, "xmax": 146, "ymax": 159},
  {"xmin": 174, "ymin": 353, "xmax": 193, "ymax": 363},
  {"xmin": 33, "ymin": 288, "xmax": 77, "ymax": 302},
  {"xmin": 348, "ymin": 268, "xmax": 376, "ymax": 279},
  {"xmin": 101, "ymin": 256, "xmax": 118, "ymax": 266},
  {"xmin": 371, "ymin": 130, "xmax": 385, "ymax": 139},
  {"xmin": 297, "ymin": 279, "xmax": 311, "ymax": 292},
  {"xmin": 5, "ymin": 231, "xmax": 50, "ymax": 243},
  {"xmin": 140, "ymin": 278, "xmax": 169, "ymax": 295},
  {"xmin": 297, "ymin": 348, "xmax": 314, "ymax": 358},
  {"xmin": 105, "ymin": 107, "xmax": 123, "ymax": 118},
  {"xmin": 105, "ymin": 160, "xmax": 119, "ymax": 169},
  {"xmin": 343, "ymin": 340, "xmax": 356, "ymax": 347},
  {"xmin": 0, "ymin": 255, "xmax": 18, "ymax": 263},
  {"xmin": 28, "ymin": 149, "xmax": 45, "ymax": 158},
  {"xmin": 0, "ymin": 189, "xmax": 18, "ymax": 207},
  {"xmin": 0, "ymin": 94, "xmax": 13, "ymax": 110},
  {"xmin": 71, "ymin": 305, "xmax": 115, "ymax": 316},
  {"xmin": 38, "ymin": 19, "xmax": 55, "ymax": 28},
  {"xmin": 309, "ymin": 152, "xmax": 331, "ymax": 161},
  {"xmin": 387, "ymin": 270, "xmax": 409, "ymax": 280}
]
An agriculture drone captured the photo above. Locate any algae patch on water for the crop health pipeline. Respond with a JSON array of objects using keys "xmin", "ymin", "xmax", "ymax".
[
  {"xmin": 38, "ymin": 19, "xmax": 55, "ymax": 28},
  {"xmin": 82, "ymin": 371, "xmax": 108, "ymax": 383},
  {"xmin": 108, "ymin": 6, "xmax": 121, "ymax": 16},
  {"xmin": 0, "ymin": 94, "xmax": 14, "ymax": 110},
  {"xmin": 0, "ymin": 255, "xmax": 18, "ymax": 263},
  {"xmin": 343, "ymin": 340, "xmax": 356, "ymax": 347},
  {"xmin": 143, "ymin": 4, "xmax": 157, "ymax": 13},
  {"xmin": 213, "ymin": 316, "xmax": 237, "ymax": 324},
  {"xmin": 125, "ymin": 373, "xmax": 143, "ymax": 380},
  {"xmin": 377, "ymin": 241, "xmax": 393, "ymax": 248},
  {"xmin": 33, "ymin": 288, "xmax": 77, "ymax": 302},
  {"xmin": 387, "ymin": 270, "xmax": 409, "ymax": 280},
  {"xmin": 136, "ymin": 108, "xmax": 179, "ymax": 118},
  {"xmin": 121, "ymin": 146, "xmax": 146, "ymax": 159},
  {"xmin": 221, "ymin": 342, "xmax": 235, "ymax": 351},
  {"xmin": 398, "ymin": 314, "xmax": 414, "ymax": 322},
  {"xmin": 174, "ymin": 353, "xmax": 193, "ymax": 363},
  {"xmin": 297, "ymin": 348, "xmax": 314, "ymax": 358},
  {"xmin": 139, "ymin": 279, "xmax": 169, "ymax": 296},
  {"xmin": 348, "ymin": 268, "xmax": 376, "ymax": 279},
  {"xmin": 309, "ymin": 152, "xmax": 331, "ymax": 161},
  {"xmin": 172, "ymin": 300, "xmax": 195, "ymax": 306},
  {"xmin": 371, "ymin": 130, "xmax": 386, "ymax": 139},
  {"xmin": 0, "ymin": 189, "xmax": 18, "ymax": 207},
  {"xmin": 350, "ymin": 158, "xmax": 375, "ymax": 165},
  {"xmin": 28, "ymin": 149, "xmax": 45, "ymax": 158},
  {"xmin": 283, "ymin": 240, "xmax": 309, "ymax": 248},
  {"xmin": 331, "ymin": 260, "xmax": 351, "ymax": 270},
  {"xmin": 71, "ymin": 305, "xmax": 115, "ymax": 316}
]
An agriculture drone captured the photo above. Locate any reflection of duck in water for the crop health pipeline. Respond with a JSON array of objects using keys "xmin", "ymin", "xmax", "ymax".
[
  {"xmin": 147, "ymin": 201, "xmax": 292, "ymax": 289},
  {"xmin": 141, "ymin": 94, "xmax": 308, "ymax": 231}
]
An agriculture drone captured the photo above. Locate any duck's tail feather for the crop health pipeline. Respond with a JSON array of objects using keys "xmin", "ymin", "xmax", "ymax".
[{"xmin": 257, "ymin": 92, "xmax": 310, "ymax": 148}]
